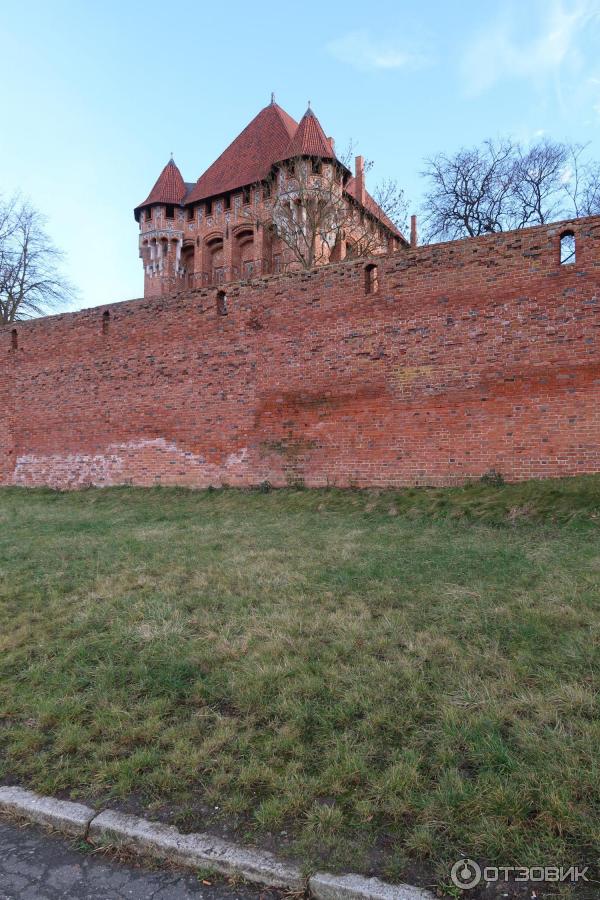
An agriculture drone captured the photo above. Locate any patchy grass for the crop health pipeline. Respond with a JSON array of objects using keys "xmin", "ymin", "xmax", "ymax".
[{"xmin": 0, "ymin": 479, "xmax": 599, "ymax": 894}]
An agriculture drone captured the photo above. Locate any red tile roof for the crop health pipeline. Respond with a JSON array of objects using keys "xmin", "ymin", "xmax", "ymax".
[
  {"xmin": 280, "ymin": 107, "xmax": 336, "ymax": 161},
  {"xmin": 135, "ymin": 158, "xmax": 186, "ymax": 215},
  {"xmin": 345, "ymin": 177, "xmax": 407, "ymax": 241},
  {"xmin": 134, "ymin": 103, "xmax": 406, "ymax": 241},
  {"xmin": 186, "ymin": 103, "xmax": 298, "ymax": 203}
]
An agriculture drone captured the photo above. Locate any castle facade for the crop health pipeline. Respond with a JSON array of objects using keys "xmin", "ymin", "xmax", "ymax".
[{"xmin": 134, "ymin": 100, "xmax": 406, "ymax": 298}]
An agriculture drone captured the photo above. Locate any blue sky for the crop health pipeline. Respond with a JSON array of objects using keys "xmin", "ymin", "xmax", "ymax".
[{"xmin": 2, "ymin": 0, "xmax": 600, "ymax": 311}]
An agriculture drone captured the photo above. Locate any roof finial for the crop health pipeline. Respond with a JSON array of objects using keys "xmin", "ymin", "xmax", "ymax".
[
  {"xmin": 271, "ymin": 92, "xmax": 275, "ymax": 104},
  {"xmin": 169, "ymin": 151, "xmax": 174, "ymax": 162},
  {"xmin": 307, "ymin": 99, "xmax": 311, "ymax": 108}
]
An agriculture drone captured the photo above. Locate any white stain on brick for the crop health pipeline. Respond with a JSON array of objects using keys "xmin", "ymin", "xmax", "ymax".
[
  {"xmin": 225, "ymin": 447, "xmax": 249, "ymax": 466},
  {"xmin": 13, "ymin": 438, "xmax": 252, "ymax": 489}
]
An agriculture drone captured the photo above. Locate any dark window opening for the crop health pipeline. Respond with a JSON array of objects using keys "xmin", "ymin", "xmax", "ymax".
[
  {"xmin": 243, "ymin": 187, "xmax": 251, "ymax": 205},
  {"xmin": 146, "ymin": 207, "xmax": 153, "ymax": 223},
  {"xmin": 365, "ymin": 263, "xmax": 379, "ymax": 294},
  {"xmin": 187, "ymin": 206, "xmax": 195, "ymax": 221},
  {"xmin": 224, "ymin": 195, "xmax": 231, "ymax": 210},
  {"xmin": 560, "ymin": 230, "xmax": 576, "ymax": 265},
  {"xmin": 312, "ymin": 159, "xmax": 322, "ymax": 175},
  {"xmin": 216, "ymin": 290, "xmax": 228, "ymax": 316},
  {"xmin": 165, "ymin": 204, "xmax": 175, "ymax": 219},
  {"xmin": 205, "ymin": 199, "xmax": 212, "ymax": 216},
  {"xmin": 102, "ymin": 311, "xmax": 110, "ymax": 335},
  {"xmin": 11, "ymin": 329, "xmax": 18, "ymax": 350}
]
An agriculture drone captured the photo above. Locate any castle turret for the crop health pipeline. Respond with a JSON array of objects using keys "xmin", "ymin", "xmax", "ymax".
[
  {"xmin": 279, "ymin": 105, "xmax": 338, "ymax": 161},
  {"xmin": 134, "ymin": 158, "xmax": 188, "ymax": 298}
]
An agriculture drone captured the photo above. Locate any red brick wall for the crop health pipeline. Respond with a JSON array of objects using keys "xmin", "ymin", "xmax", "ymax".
[{"xmin": 2, "ymin": 217, "xmax": 599, "ymax": 489}]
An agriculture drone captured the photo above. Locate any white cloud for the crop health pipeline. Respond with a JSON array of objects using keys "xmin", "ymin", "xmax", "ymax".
[
  {"xmin": 560, "ymin": 164, "xmax": 575, "ymax": 184},
  {"xmin": 461, "ymin": 0, "xmax": 600, "ymax": 96},
  {"xmin": 326, "ymin": 30, "xmax": 430, "ymax": 72}
]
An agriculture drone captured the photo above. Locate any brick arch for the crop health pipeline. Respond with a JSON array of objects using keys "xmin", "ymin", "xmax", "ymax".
[
  {"xmin": 140, "ymin": 238, "xmax": 151, "ymax": 267},
  {"xmin": 231, "ymin": 223, "xmax": 254, "ymax": 238},
  {"xmin": 232, "ymin": 226, "xmax": 255, "ymax": 279},
  {"xmin": 204, "ymin": 230, "xmax": 225, "ymax": 245},
  {"xmin": 182, "ymin": 240, "xmax": 196, "ymax": 288},
  {"xmin": 203, "ymin": 233, "xmax": 225, "ymax": 285}
]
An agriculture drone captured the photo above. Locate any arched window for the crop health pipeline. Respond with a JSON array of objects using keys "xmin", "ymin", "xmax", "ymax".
[
  {"xmin": 11, "ymin": 329, "xmax": 18, "ymax": 350},
  {"xmin": 102, "ymin": 311, "xmax": 110, "ymax": 335},
  {"xmin": 233, "ymin": 227, "xmax": 255, "ymax": 280},
  {"xmin": 204, "ymin": 235, "xmax": 224, "ymax": 285},
  {"xmin": 365, "ymin": 263, "xmax": 379, "ymax": 295},
  {"xmin": 216, "ymin": 290, "xmax": 227, "ymax": 316},
  {"xmin": 560, "ymin": 231, "xmax": 576, "ymax": 265}
]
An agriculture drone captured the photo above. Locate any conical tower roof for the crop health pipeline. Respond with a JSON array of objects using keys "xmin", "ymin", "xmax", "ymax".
[
  {"xmin": 135, "ymin": 158, "xmax": 187, "ymax": 216},
  {"xmin": 280, "ymin": 106, "xmax": 336, "ymax": 161}
]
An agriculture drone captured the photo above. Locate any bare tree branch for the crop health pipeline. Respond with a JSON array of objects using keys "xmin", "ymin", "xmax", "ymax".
[
  {"xmin": 563, "ymin": 143, "xmax": 600, "ymax": 217},
  {"xmin": 420, "ymin": 138, "xmax": 599, "ymax": 242},
  {"xmin": 243, "ymin": 152, "xmax": 405, "ymax": 270},
  {"xmin": 0, "ymin": 195, "xmax": 76, "ymax": 325}
]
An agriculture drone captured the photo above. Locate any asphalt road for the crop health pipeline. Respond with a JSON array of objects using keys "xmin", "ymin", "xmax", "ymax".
[{"xmin": 0, "ymin": 819, "xmax": 282, "ymax": 900}]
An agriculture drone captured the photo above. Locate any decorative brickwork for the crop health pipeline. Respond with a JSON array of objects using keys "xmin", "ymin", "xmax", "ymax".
[{"xmin": 2, "ymin": 217, "xmax": 599, "ymax": 489}]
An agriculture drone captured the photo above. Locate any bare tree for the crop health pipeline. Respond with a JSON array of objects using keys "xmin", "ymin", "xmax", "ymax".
[
  {"xmin": 510, "ymin": 140, "xmax": 570, "ymax": 228},
  {"xmin": 244, "ymin": 151, "xmax": 408, "ymax": 271},
  {"xmin": 578, "ymin": 164, "xmax": 600, "ymax": 216},
  {"xmin": 370, "ymin": 176, "xmax": 410, "ymax": 236},
  {"xmin": 422, "ymin": 139, "xmax": 520, "ymax": 240},
  {"xmin": 562, "ymin": 144, "xmax": 600, "ymax": 217},
  {"xmin": 345, "ymin": 144, "xmax": 410, "ymax": 236},
  {"xmin": 267, "ymin": 158, "xmax": 348, "ymax": 269},
  {"xmin": 421, "ymin": 138, "xmax": 600, "ymax": 242},
  {"xmin": 0, "ymin": 195, "xmax": 75, "ymax": 325}
]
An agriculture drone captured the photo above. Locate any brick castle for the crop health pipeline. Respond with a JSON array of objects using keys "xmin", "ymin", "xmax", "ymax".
[
  {"xmin": 135, "ymin": 99, "xmax": 405, "ymax": 298},
  {"xmin": 1, "ymin": 101, "xmax": 599, "ymax": 490}
]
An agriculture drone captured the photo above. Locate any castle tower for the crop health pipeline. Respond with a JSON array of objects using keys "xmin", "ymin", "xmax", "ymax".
[
  {"xmin": 134, "ymin": 158, "xmax": 188, "ymax": 298},
  {"xmin": 134, "ymin": 101, "xmax": 406, "ymax": 298}
]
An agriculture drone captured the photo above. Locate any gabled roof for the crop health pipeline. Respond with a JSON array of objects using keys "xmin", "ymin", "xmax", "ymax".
[
  {"xmin": 345, "ymin": 176, "xmax": 407, "ymax": 242},
  {"xmin": 135, "ymin": 158, "xmax": 187, "ymax": 216},
  {"xmin": 280, "ymin": 107, "xmax": 336, "ymax": 161},
  {"xmin": 186, "ymin": 102, "xmax": 298, "ymax": 203}
]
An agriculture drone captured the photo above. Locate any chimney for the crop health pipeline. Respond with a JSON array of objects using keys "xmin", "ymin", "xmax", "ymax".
[
  {"xmin": 355, "ymin": 155, "xmax": 365, "ymax": 205},
  {"xmin": 410, "ymin": 214, "xmax": 418, "ymax": 248}
]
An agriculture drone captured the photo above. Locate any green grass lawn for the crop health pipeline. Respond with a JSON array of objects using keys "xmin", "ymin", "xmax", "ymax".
[{"xmin": 0, "ymin": 480, "xmax": 599, "ymax": 894}]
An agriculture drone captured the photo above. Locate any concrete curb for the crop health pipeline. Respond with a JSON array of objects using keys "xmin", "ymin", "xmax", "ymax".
[
  {"xmin": 88, "ymin": 808, "xmax": 305, "ymax": 890},
  {"xmin": 0, "ymin": 786, "xmax": 438, "ymax": 899},
  {"xmin": 0, "ymin": 786, "xmax": 95, "ymax": 837},
  {"xmin": 309, "ymin": 872, "xmax": 435, "ymax": 900}
]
